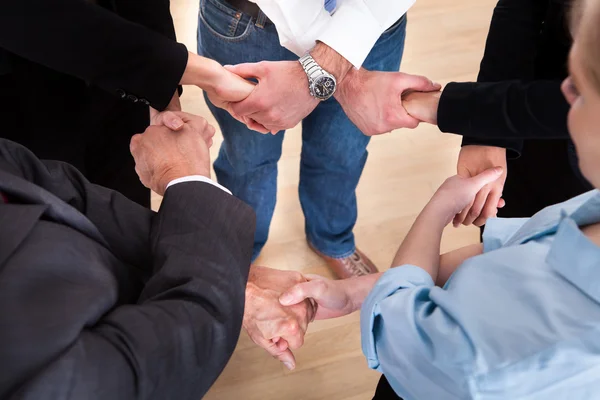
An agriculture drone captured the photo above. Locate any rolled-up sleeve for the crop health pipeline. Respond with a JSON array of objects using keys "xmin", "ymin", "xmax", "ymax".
[
  {"xmin": 361, "ymin": 265, "xmax": 433, "ymax": 369},
  {"xmin": 360, "ymin": 266, "xmax": 474, "ymax": 399}
]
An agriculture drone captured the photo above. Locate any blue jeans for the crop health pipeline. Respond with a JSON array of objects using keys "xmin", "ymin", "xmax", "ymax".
[{"xmin": 198, "ymin": 0, "xmax": 407, "ymax": 260}]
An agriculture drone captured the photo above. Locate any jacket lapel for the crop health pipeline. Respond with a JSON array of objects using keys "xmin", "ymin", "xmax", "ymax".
[{"xmin": 0, "ymin": 168, "xmax": 107, "ymax": 247}]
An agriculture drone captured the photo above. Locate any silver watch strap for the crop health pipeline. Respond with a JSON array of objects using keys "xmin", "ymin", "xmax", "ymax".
[{"xmin": 299, "ymin": 54, "xmax": 326, "ymax": 81}]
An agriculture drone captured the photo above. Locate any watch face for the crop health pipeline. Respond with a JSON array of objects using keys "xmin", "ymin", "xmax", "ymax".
[{"xmin": 313, "ymin": 76, "xmax": 336, "ymax": 99}]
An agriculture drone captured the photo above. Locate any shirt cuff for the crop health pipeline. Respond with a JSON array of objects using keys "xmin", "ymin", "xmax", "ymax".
[
  {"xmin": 316, "ymin": 0, "xmax": 412, "ymax": 68},
  {"xmin": 166, "ymin": 175, "xmax": 232, "ymax": 195},
  {"xmin": 360, "ymin": 265, "xmax": 434, "ymax": 370}
]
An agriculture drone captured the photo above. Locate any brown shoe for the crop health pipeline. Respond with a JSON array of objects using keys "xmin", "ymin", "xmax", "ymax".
[{"xmin": 308, "ymin": 242, "xmax": 378, "ymax": 279}]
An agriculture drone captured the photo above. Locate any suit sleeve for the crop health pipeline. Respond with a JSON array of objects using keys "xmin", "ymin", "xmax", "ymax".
[
  {"xmin": 0, "ymin": 0, "xmax": 188, "ymax": 110},
  {"xmin": 437, "ymin": 80, "xmax": 569, "ymax": 159},
  {"xmin": 457, "ymin": 0, "xmax": 550, "ymax": 157}
]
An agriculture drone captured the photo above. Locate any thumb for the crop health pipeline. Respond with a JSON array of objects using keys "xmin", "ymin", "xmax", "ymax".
[
  {"xmin": 280, "ymin": 280, "xmax": 327, "ymax": 306},
  {"xmin": 224, "ymin": 62, "xmax": 265, "ymax": 80},
  {"xmin": 152, "ymin": 111, "xmax": 184, "ymax": 131},
  {"xmin": 399, "ymin": 73, "xmax": 442, "ymax": 93},
  {"xmin": 469, "ymin": 167, "xmax": 504, "ymax": 189}
]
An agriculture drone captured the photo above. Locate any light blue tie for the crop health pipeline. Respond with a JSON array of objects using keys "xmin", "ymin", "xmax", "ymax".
[{"xmin": 325, "ymin": 0, "xmax": 336, "ymax": 13}]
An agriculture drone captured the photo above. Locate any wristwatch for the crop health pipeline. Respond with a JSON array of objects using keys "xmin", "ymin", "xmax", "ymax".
[{"xmin": 299, "ymin": 53, "xmax": 337, "ymax": 101}]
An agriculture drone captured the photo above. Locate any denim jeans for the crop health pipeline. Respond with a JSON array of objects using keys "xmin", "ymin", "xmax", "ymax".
[{"xmin": 198, "ymin": 0, "xmax": 407, "ymax": 260}]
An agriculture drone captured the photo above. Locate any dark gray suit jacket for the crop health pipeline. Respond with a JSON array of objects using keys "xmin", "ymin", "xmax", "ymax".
[{"xmin": 0, "ymin": 139, "xmax": 255, "ymax": 399}]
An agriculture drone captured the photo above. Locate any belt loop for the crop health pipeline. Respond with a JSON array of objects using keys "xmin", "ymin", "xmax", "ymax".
[{"xmin": 255, "ymin": 9, "xmax": 267, "ymax": 29}]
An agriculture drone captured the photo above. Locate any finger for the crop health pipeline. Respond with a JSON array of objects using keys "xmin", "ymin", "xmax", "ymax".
[
  {"xmin": 224, "ymin": 62, "xmax": 266, "ymax": 80},
  {"xmin": 246, "ymin": 117, "xmax": 270, "ymax": 134},
  {"xmin": 230, "ymin": 96, "xmax": 264, "ymax": 120},
  {"xmin": 453, "ymin": 199, "xmax": 474, "ymax": 228},
  {"xmin": 498, "ymin": 198, "xmax": 506, "ymax": 208},
  {"xmin": 462, "ymin": 187, "xmax": 490, "ymax": 226},
  {"xmin": 280, "ymin": 280, "xmax": 327, "ymax": 306},
  {"xmin": 152, "ymin": 111, "xmax": 184, "ymax": 131},
  {"xmin": 468, "ymin": 167, "xmax": 504, "ymax": 190},
  {"xmin": 274, "ymin": 338, "xmax": 289, "ymax": 351},
  {"xmin": 398, "ymin": 73, "xmax": 442, "ymax": 93},
  {"xmin": 261, "ymin": 340, "xmax": 296, "ymax": 370},
  {"xmin": 473, "ymin": 190, "xmax": 503, "ymax": 227}
]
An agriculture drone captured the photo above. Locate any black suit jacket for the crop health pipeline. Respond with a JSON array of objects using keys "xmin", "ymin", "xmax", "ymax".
[
  {"xmin": 0, "ymin": 139, "xmax": 255, "ymax": 400},
  {"xmin": 0, "ymin": 0, "xmax": 188, "ymax": 110},
  {"xmin": 0, "ymin": 0, "xmax": 190, "ymax": 205},
  {"xmin": 436, "ymin": 0, "xmax": 571, "ymax": 158}
]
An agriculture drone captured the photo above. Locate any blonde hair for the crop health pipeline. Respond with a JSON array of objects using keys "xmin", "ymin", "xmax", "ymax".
[{"xmin": 572, "ymin": 0, "xmax": 600, "ymax": 93}]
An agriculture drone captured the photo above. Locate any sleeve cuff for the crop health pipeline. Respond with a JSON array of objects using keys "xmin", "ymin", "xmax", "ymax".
[
  {"xmin": 482, "ymin": 217, "xmax": 530, "ymax": 252},
  {"xmin": 166, "ymin": 175, "xmax": 232, "ymax": 195},
  {"xmin": 360, "ymin": 265, "xmax": 434, "ymax": 369},
  {"xmin": 461, "ymin": 136, "xmax": 523, "ymax": 159}
]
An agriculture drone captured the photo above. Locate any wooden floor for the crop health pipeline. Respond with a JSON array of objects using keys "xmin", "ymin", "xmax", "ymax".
[{"xmin": 154, "ymin": 0, "xmax": 498, "ymax": 398}]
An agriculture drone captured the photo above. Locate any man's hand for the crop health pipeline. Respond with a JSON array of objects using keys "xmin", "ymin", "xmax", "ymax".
[
  {"xmin": 130, "ymin": 115, "xmax": 215, "ymax": 196},
  {"xmin": 454, "ymin": 145, "xmax": 508, "ymax": 227},
  {"xmin": 402, "ymin": 91, "xmax": 442, "ymax": 125},
  {"xmin": 243, "ymin": 266, "xmax": 316, "ymax": 370},
  {"xmin": 335, "ymin": 68, "xmax": 441, "ymax": 136},
  {"xmin": 427, "ymin": 167, "xmax": 505, "ymax": 226},
  {"xmin": 225, "ymin": 61, "xmax": 320, "ymax": 134}
]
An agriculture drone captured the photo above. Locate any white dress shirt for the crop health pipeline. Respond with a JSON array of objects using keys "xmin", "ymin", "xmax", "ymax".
[
  {"xmin": 166, "ymin": 176, "xmax": 231, "ymax": 194},
  {"xmin": 251, "ymin": 0, "xmax": 415, "ymax": 68}
]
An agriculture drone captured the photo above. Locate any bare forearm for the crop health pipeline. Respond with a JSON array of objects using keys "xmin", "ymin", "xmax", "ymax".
[
  {"xmin": 348, "ymin": 273, "xmax": 384, "ymax": 312},
  {"xmin": 436, "ymin": 244, "xmax": 483, "ymax": 286},
  {"xmin": 310, "ymin": 41, "xmax": 353, "ymax": 83},
  {"xmin": 180, "ymin": 52, "xmax": 223, "ymax": 90},
  {"xmin": 391, "ymin": 204, "xmax": 448, "ymax": 281}
]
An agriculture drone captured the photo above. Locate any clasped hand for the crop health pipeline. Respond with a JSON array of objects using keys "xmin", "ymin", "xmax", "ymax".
[{"xmin": 213, "ymin": 60, "xmax": 441, "ymax": 136}]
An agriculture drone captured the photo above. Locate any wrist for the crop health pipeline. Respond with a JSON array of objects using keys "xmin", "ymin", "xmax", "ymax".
[
  {"xmin": 159, "ymin": 167, "xmax": 211, "ymax": 195},
  {"xmin": 181, "ymin": 52, "xmax": 223, "ymax": 92},
  {"xmin": 348, "ymin": 273, "xmax": 382, "ymax": 312},
  {"xmin": 420, "ymin": 201, "xmax": 455, "ymax": 230},
  {"xmin": 309, "ymin": 41, "xmax": 353, "ymax": 84},
  {"xmin": 333, "ymin": 66, "xmax": 362, "ymax": 103}
]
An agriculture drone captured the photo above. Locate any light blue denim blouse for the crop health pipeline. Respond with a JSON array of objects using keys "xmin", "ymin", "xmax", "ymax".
[{"xmin": 361, "ymin": 190, "xmax": 600, "ymax": 400}]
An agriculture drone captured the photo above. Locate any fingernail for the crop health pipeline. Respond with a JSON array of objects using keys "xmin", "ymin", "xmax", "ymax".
[
  {"xmin": 172, "ymin": 120, "xmax": 183, "ymax": 129},
  {"xmin": 284, "ymin": 362, "xmax": 294, "ymax": 370}
]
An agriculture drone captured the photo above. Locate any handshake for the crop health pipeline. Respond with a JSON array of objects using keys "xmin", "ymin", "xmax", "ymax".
[{"xmin": 128, "ymin": 118, "xmax": 346, "ymax": 371}]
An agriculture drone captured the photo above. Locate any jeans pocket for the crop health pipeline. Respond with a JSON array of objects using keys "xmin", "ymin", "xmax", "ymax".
[
  {"xmin": 199, "ymin": 0, "xmax": 254, "ymax": 42},
  {"xmin": 382, "ymin": 14, "xmax": 407, "ymax": 36}
]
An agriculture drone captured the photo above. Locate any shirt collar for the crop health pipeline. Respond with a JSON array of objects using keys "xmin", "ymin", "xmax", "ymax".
[
  {"xmin": 547, "ymin": 216, "xmax": 600, "ymax": 303},
  {"xmin": 505, "ymin": 190, "xmax": 600, "ymax": 246}
]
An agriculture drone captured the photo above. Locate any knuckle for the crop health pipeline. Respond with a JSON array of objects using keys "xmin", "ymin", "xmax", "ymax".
[
  {"xmin": 285, "ymin": 320, "xmax": 299, "ymax": 335},
  {"xmin": 290, "ymin": 271, "xmax": 304, "ymax": 283}
]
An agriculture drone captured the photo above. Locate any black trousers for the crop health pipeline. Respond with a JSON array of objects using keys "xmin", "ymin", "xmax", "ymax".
[
  {"xmin": 373, "ymin": 376, "xmax": 402, "ymax": 400},
  {"xmin": 0, "ymin": 65, "xmax": 150, "ymax": 207}
]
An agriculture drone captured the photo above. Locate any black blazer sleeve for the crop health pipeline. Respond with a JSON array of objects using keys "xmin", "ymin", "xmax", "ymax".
[
  {"xmin": 33, "ymin": 184, "xmax": 255, "ymax": 400},
  {"xmin": 437, "ymin": 80, "xmax": 570, "ymax": 158},
  {"xmin": 0, "ymin": 140, "xmax": 256, "ymax": 399},
  {"xmin": 456, "ymin": 0, "xmax": 550, "ymax": 157},
  {"xmin": 0, "ymin": 0, "xmax": 188, "ymax": 110}
]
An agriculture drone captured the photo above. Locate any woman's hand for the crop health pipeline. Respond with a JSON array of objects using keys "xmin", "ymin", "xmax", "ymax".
[
  {"xmin": 279, "ymin": 274, "xmax": 381, "ymax": 320},
  {"xmin": 428, "ymin": 167, "xmax": 505, "ymax": 227}
]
